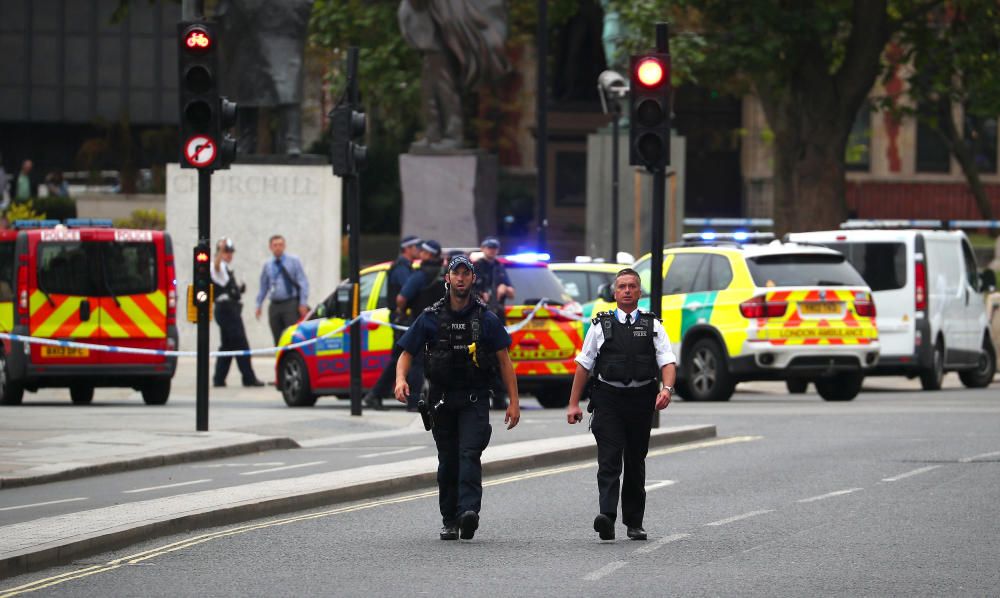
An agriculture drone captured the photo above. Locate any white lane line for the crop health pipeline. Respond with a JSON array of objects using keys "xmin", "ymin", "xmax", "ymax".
[
  {"xmin": 797, "ymin": 488, "xmax": 863, "ymax": 503},
  {"xmin": 959, "ymin": 450, "xmax": 1000, "ymax": 463},
  {"xmin": 644, "ymin": 480, "xmax": 677, "ymax": 492},
  {"xmin": 584, "ymin": 561, "xmax": 627, "ymax": 581},
  {"xmin": 122, "ymin": 479, "xmax": 212, "ymax": 494},
  {"xmin": 882, "ymin": 465, "xmax": 941, "ymax": 482},
  {"xmin": 191, "ymin": 462, "xmax": 285, "ymax": 469},
  {"xmin": 633, "ymin": 533, "xmax": 690, "ymax": 554},
  {"xmin": 359, "ymin": 446, "xmax": 425, "ymax": 459},
  {"xmin": 240, "ymin": 461, "xmax": 326, "ymax": 476},
  {"xmin": 0, "ymin": 497, "xmax": 88, "ymax": 512},
  {"xmin": 704, "ymin": 510, "xmax": 774, "ymax": 527}
]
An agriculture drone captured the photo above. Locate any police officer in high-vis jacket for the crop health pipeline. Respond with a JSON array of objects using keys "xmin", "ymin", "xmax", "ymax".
[
  {"xmin": 567, "ymin": 267, "xmax": 676, "ymax": 541},
  {"xmin": 394, "ymin": 255, "xmax": 521, "ymax": 541}
]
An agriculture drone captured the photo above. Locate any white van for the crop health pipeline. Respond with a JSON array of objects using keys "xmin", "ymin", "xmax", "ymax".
[{"xmin": 787, "ymin": 227, "xmax": 996, "ymax": 390}]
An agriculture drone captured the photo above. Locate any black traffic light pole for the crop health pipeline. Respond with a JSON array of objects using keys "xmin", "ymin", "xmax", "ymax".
[
  {"xmin": 197, "ymin": 171, "xmax": 210, "ymax": 431},
  {"xmin": 341, "ymin": 48, "xmax": 364, "ymax": 417},
  {"xmin": 536, "ymin": 0, "xmax": 548, "ymax": 250},
  {"xmin": 649, "ymin": 23, "xmax": 670, "ymax": 430}
]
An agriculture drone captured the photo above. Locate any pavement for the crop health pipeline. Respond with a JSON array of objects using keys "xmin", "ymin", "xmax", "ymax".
[{"xmin": 0, "ymin": 357, "xmax": 719, "ymax": 579}]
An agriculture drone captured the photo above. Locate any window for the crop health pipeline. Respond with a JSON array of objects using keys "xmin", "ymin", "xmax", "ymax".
[
  {"xmin": 505, "ymin": 266, "xmax": 572, "ymax": 305},
  {"xmin": 554, "ymin": 151, "xmax": 586, "ymax": 206},
  {"xmin": 663, "ymin": 254, "xmax": 706, "ymax": 295},
  {"xmin": 822, "ymin": 242, "xmax": 906, "ymax": 292},
  {"xmin": 963, "ymin": 112, "xmax": 998, "ymax": 173},
  {"xmin": 961, "ymin": 241, "xmax": 979, "ymax": 290},
  {"xmin": 0, "ymin": 242, "xmax": 14, "ymax": 302},
  {"xmin": 746, "ymin": 254, "xmax": 866, "ymax": 288},
  {"xmin": 359, "ymin": 271, "xmax": 379, "ymax": 310},
  {"xmin": 553, "ymin": 271, "xmax": 589, "ymax": 301},
  {"xmin": 916, "ymin": 103, "xmax": 951, "ymax": 173},
  {"xmin": 707, "ymin": 255, "xmax": 733, "ymax": 291},
  {"xmin": 37, "ymin": 242, "xmax": 157, "ymax": 296},
  {"xmin": 845, "ymin": 107, "xmax": 871, "ymax": 172}
]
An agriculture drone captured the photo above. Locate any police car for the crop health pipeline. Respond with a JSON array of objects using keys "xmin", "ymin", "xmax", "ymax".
[
  {"xmin": 588, "ymin": 233, "xmax": 880, "ymax": 401},
  {"xmin": 274, "ymin": 253, "xmax": 582, "ymax": 408}
]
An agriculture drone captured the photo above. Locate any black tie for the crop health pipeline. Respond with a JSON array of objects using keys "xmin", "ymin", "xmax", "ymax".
[{"xmin": 625, "ymin": 314, "xmax": 632, "ymax": 327}]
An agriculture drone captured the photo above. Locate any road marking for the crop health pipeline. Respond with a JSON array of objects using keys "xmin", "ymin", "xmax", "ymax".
[
  {"xmin": 0, "ymin": 436, "xmax": 761, "ymax": 597},
  {"xmin": 584, "ymin": 561, "xmax": 627, "ymax": 581},
  {"xmin": 359, "ymin": 446, "xmax": 425, "ymax": 459},
  {"xmin": 123, "ymin": 479, "xmax": 212, "ymax": 494},
  {"xmin": 797, "ymin": 488, "xmax": 863, "ymax": 503},
  {"xmin": 958, "ymin": 450, "xmax": 1000, "ymax": 463},
  {"xmin": 191, "ymin": 462, "xmax": 285, "ymax": 469},
  {"xmin": 239, "ymin": 461, "xmax": 326, "ymax": 476},
  {"xmin": 633, "ymin": 533, "xmax": 689, "ymax": 554},
  {"xmin": 882, "ymin": 465, "xmax": 941, "ymax": 482},
  {"xmin": 0, "ymin": 497, "xmax": 88, "ymax": 512},
  {"xmin": 704, "ymin": 509, "xmax": 774, "ymax": 527},
  {"xmin": 644, "ymin": 480, "xmax": 676, "ymax": 492}
]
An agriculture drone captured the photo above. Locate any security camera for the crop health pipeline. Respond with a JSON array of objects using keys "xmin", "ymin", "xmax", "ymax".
[{"xmin": 597, "ymin": 70, "xmax": 629, "ymax": 114}]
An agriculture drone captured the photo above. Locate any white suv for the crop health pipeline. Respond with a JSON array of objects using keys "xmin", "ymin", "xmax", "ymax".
[{"xmin": 788, "ymin": 227, "xmax": 997, "ymax": 389}]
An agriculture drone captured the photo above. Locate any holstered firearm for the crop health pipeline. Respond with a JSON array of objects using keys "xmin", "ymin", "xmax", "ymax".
[
  {"xmin": 583, "ymin": 374, "xmax": 598, "ymax": 413},
  {"xmin": 417, "ymin": 397, "xmax": 443, "ymax": 431}
]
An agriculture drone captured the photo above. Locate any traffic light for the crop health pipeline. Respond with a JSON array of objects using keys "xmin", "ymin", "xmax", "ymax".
[
  {"xmin": 217, "ymin": 97, "xmax": 238, "ymax": 169},
  {"xmin": 628, "ymin": 53, "xmax": 671, "ymax": 171},
  {"xmin": 193, "ymin": 243, "xmax": 212, "ymax": 307},
  {"xmin": 178, "ymin": 20, "xmax": 223, "ymax": 170},
  {"xmin": 330, "ymin": 104, "xmax": 367, "ymax": 177}
]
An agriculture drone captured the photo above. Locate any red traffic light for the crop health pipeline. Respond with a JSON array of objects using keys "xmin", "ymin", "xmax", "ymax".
[
  {"xmin": 183, "ymin": 27, "xmax": 212, "ymax": 54},
  {"xmin": 635, "ymin": 58, "xmax": 665, "ymax": 88},
  {"xmin": 195, "ymin": 250, "xmax": 210, "ymax": 263}
]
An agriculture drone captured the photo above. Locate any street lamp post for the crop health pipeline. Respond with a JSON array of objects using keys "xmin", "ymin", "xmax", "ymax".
[{"xmin": 598, "ymin": 70, "xmax": 629, "ymax": 263}]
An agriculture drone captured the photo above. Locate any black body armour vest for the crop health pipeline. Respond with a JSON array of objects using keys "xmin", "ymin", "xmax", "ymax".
[
  {"xmin": 593, "ymin": 311, "xmax": 659, "ymax": 384},
  {"xmin": 409, "ymin": 264, "xmax": 445, "ymax": 316},
  {"xmin": 385, "ymin": 256, "xmax": 411, "ymax": 305},
  {"xmin": 213, "ymin": 269, "xmax": 242, "ymax": 303},
  {"xmin": 424, "ymin": 299, "xmax": 499, "ymax": 391}
]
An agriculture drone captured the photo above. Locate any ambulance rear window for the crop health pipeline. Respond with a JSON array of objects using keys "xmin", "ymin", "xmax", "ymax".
[
  {"xmin": 37, "ymin": 242, "xmax": 158, "ymax": 296},
  {"xmin": 746, "ymin": 253, "xmax": 866, "ymax": 287}
]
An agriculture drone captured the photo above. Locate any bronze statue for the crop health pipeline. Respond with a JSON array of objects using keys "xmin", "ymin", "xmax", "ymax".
[
  {"xmin": 398, "ymin": 0, "xmax": 511, "ymax": 152},
  {"xmin": 218, "ymin": 0, "xmax": 314, "ymax": 157}
]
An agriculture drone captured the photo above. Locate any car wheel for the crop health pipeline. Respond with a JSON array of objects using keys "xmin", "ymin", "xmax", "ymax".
[
  {"xmin": 815, "ymin": 371, "xmax": 863, "ymax": 401},
  {"xmin": 0, "ymin": 352, "xmax": 24, "ymax": 406},
  {"xmin": 785, "ymin": 379, "xmax": 809, "ymax": 394},
  {"xmin": 70, "ymin": 385, "xmax": 94, "ymax": 405},
  {"xmin": 958, "ymin": 338, "xmax": 996, "ymax": 389},
  {"xmin": 280, "ymin": 352, "xmax": 318, "ymax": 407},
  {"xmin": 683, "ymin": 338, "xmax": 734, "ymax": 402},
  {"xmin": 920, "ymin": 340, "xmax": 945, "ymax": 391},
  {"xmin": 534, "ymin": 383, "xmax": 571, "ymax": 408},
  {"xmin": 141, "ymin": 379, "xmax": 171, "ymax": 405}
]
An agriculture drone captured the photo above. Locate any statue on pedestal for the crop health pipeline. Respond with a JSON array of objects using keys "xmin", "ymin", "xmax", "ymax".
[
  {"xmin": 218, "ymin": 0, "xmax": 314, "ymax": 157},
  {"xmin": 398, "ymin": 0, "xmax": 511, "ymax": 153}
]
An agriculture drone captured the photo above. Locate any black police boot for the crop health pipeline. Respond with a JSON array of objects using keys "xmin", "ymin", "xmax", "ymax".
[
  {"xmin": 594, "ymin": 514, "xmax": 615, "ymax": 541},
  {"xmin": 440, "ymin": 524, "xmax": 459, "ymax": 541},
  {"xmin": 362, "ymin": 393, "xmax": 385, "ymax": 411},
  {"xmin": 458, "ymin": 511, "xmax": 479, "ymax": 540},
  {"xmin": 627, "ymin": 526, "xmax": 647, "ymax": 541}
]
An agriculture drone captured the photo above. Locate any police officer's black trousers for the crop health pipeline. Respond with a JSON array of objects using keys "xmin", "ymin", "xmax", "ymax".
[
  {"xmin": 368, "ymin": 330, "xmax": 424, "ymax": 408},
  {"xmin": 431, "ymin": 389, "xmax": 493, "ymax": 526},
  {"xmin": 213, "ymin": 301, "xmax": 257, "ymax": 385},
  {"xmin": 590, "ymin": 384, "xmax": 656, "ymax": 528}
]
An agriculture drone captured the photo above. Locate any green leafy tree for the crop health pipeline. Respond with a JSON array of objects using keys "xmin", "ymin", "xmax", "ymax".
[{"xmin": 612, "ymin": 1, "xmax": 942, "ymax": 234}]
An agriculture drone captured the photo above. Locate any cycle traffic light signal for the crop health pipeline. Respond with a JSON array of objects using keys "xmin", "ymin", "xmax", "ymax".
[
  {"xmin": 628, "ymin": 53, "xmax": 671, "ymax": 171},
  {"xmin": 178, "ymin": 20, "xmax": 237, "ymax": 170},
  {"xmin": 330, "ymin": 104, "xmax": 367, "ymax": 177},
  {"xmin": 193, "ymin": 243, "xmax": 212, "ymax": 306}
]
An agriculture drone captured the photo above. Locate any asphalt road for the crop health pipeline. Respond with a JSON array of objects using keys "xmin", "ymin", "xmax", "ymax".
[{"xmin": 2, "ymin": 379, "xmax": 997, "ymax": 597}]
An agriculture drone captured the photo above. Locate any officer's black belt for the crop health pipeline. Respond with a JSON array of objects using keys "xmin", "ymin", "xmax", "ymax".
[
  {"xmin": 595, "ymin": 380, "xmax": 656, "ymax": 394},
  {"xmin": 429, "ymin": 387, "xmax": 493, "ymax": 402}
]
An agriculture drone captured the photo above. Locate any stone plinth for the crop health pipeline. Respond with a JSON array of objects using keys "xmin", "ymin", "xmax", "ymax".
[
  {"xmin": 399, "ymin": 153, "xmax": 497, "ymax": 248},
  {"xmin": 166, "ymin": 163, "xmax": 341, "ymax": 352}
]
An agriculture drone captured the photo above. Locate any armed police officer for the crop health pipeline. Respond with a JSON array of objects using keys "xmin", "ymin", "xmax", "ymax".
[
  {"xmin": 473, "ymin": 236, "xmax": 514, "ymax": 410},
  {"xmin": 364, "ymin": 234, "xmax": 422, "ymax": 410},
  {"xmin": 567, "ymin": 268, "xmax": 675, "ymax": 541},
  {"xmin": 394, "ymin": 255, "xmax": 521, "ymax": 541},
  {"xmin": 211, "ymin": 238, "xmax": 265, "ymax": 387}
]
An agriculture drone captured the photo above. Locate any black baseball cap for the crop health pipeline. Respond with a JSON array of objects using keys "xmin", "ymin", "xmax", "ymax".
[
  {"xmin": 480, "ymin": 236, "xmax": 501, "ymax": 249},
  {"xmin": 400, "ymin": 234, "xmax": 421, "ymax": 249},
  {"xmin": 448, "ymin": 255, "xmax": 475, "ymax": 272},
  {"xmin": 420, "ymin": 239, "xmax": 442, "ymax": 257}
]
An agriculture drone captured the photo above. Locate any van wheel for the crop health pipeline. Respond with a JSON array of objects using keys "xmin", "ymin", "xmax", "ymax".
[
  {"xmin": 70, "ymin": 385, "xmax": 94, "ymax": 405},
  {"xmin": 683, "ymin": 338, "xmax": 734, "ymax": 401},
  {"xmin": 920, "ymin": 340, "xmax": 945, "ymax": 391},
  {"xmin": 815, "ymin": 371, "xmax": 862, "ymax": 401},
  {"xmin": 785, "ymin": 379, "xmax": 809, "ymax": 394},
  {"xmin": 0, "ymin": 353, "xmax": 24, "ymax": 405},
  {"xmin": 958, "ymin": 338, "xmax": 996, "ymax": 389},
  {"xmin": 142, "ymin": 380, "xmax": 171, "ymax": 405},
  {"xmin": 280, "ymin": 352, "xmax": 318, "ymax": 407},
  {"xmin": 534, "ymin": 383, "xmax": 571, "ymax": 408}
]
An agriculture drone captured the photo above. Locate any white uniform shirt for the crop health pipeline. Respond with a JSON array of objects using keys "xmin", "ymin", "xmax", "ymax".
[
  {"xmin": 575, "ymin": 307, "xmax": 676, "ymax": 388},
  {"xmin": 211, "ymin": 260, "xmax": 232, "ymax": 301}
]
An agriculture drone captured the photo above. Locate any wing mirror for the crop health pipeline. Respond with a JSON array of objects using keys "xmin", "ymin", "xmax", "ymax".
[{"xmin": 980, "ymin": 269, "xmax": 997, "ymax": 293}]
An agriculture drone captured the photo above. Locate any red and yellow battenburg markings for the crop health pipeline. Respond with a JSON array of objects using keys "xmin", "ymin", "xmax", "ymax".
[
  {"xmin": 507, "ymin": 306, "xmax": 583, "ymax": 375},
  {"xmin": 29, "ymin": 291, "xmax": 167, "ymax": 339},
  {"xmin": 755, "ymin": 289, "xmax": 876, "ymax": 345}
]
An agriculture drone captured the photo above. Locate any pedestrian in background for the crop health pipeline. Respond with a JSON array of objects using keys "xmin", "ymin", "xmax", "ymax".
[
  {"xmin": 0, "ymin": 153, "xmax": 10, "ymax": 210},
  {"xmin": 473, "ymin": 236, "xmax": 514, "ymax": 410},
  {"xmin": 44, "ymin": 171, "xmax": 69, "ymax": 198},
  {"xmin": 212, "ymin": 238, "xmax": 264, "ymax": 388},
  {"xmin": 255, "ymin": 234, "xmax": 310, "ymax": 345},
  {"xmin": 566, "ymin": 267, "xmax": 676, "ymax": 541},
  {"xmin": 14, "ymin": 160, "xmax": 34, "ymax": 201},
  {"xmin": 364, "ymin": 234, "xmax": 423, "ymax": 410},
  {"xmin": 394, "ymin": 254, "xmax": 521, "ymax": 541}
]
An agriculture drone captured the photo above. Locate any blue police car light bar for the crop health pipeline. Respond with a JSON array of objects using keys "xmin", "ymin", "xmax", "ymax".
[
  {"xmin": 840, "ymin": 219, "xmax": 942, "ymax": 229},
  {"xmin": 13, "ymin": 219, "xmax": 60, "ymax": 229},
  {"xmin": 507, "ymin": 252, "xmax": 551, "ymax": 263},
  {"xmin": 682, "ymin": 232, "xmax": 776, "ymax": 244},
  {"xmin": 65, "ymin": 218, "xmax": 114, "ymax": 228},
  {"xmin": 732, "ymin": 231, "xmax": 749, "ymax": 241},
  {"xmin": 700, "ymin": 231, "xmax": 717, "ymax": 241}
]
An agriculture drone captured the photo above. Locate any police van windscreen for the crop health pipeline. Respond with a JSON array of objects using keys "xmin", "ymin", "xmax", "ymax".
[
  {"xmin": 818, "ymin": 242, "xmax": 907, "ymax": 292},
  {"xmin": 38, "ymin": 242, "xmax": 158, "ymax": 296},
  {"xmin": 746, "ymin": 254, "xmax": 867, "ymax": 288},
  {"xmin": 505, "ymin": 266, "xmax": 572, "ymax": 305}
]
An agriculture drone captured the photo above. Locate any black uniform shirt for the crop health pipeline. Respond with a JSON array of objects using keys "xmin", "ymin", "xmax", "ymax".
[{"xmin": 398, "ymin": 300, "xmax": 511, "ymax": 357}]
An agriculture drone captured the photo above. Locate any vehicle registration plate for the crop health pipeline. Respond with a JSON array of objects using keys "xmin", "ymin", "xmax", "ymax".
[
  {"xmin": 799, "ymin": 302, "xmax": 842, "ymax": 315},
  {"xmin": 41, "ymin": 346, "xmax": 90, "ymax": 358},
  {"xmin": 525, "ymin": 319, "xmax": 549, "ymax": 329}
]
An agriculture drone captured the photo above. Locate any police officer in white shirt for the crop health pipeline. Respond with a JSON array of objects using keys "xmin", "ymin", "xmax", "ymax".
[
  {"xmin": 567, "ymin": 267, "xmax": 676, "ymax": 541},
  {"xmin": 212, "ymin": 238, "xmax": 264, "ymax": 387}
]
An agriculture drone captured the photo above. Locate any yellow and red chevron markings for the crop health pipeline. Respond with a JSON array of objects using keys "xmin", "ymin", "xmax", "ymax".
[
  {"xmin": 29, "ymin": 291, "xmax": 167, "ymax": 339},
  {"xmin": 756, "ymin": 289, "xmax": 877, "ymax": 346}
]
